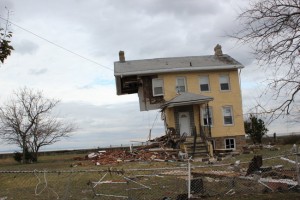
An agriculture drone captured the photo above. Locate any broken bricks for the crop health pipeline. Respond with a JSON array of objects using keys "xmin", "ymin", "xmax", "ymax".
[{"xmin": 82, "ymin": 148, "xmax": 180, "ymax": 165}]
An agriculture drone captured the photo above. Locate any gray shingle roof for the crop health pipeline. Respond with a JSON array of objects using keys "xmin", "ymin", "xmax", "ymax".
[
  {"xmin": 114, "ymin": 54, "xmax": 243, "ymax": 76},
  {"xmin": 162, "ymin": 92, "xmax": 213, "ymax": 108}
]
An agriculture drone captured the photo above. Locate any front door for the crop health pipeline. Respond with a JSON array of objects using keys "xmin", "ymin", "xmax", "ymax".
[{"xmin": 179, "ymin": 112, "xmax": 191, "ymax": 136}]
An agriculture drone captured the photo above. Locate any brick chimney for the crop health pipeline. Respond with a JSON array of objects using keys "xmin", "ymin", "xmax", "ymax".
[
  {"xmin": 214, "ymin": 44, "xmax": 223, "ymax": 56},
  {"xmin": 119, "ymin": 51, "xmax": 125, "ymax": 62}
]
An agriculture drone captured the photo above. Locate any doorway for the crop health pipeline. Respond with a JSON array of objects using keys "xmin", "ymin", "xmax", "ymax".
[{"xmin": 179, "ymin": 112, "xmax": 191, "ymax": 136}]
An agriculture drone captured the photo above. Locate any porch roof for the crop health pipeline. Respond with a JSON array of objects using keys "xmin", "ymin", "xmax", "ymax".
[{"xmin": 161, "ymin": 92, "xmax": 213, "ymax": 109}]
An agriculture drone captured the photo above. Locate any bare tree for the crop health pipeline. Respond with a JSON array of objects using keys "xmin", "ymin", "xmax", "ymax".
[
  {"xmin": 28, "ymin": 116, "xmax": 75, "ymax": 162},
  {"xmin": 0, "ymin": 88, "xmax": 75, "ymax": 163},
  {"xmin": 0, "ymin": 8, "xmax": 13, "ymax": 64},
  {"xmin": 232, "ymin": 0, "xmax": 300, "ymax": 121}
]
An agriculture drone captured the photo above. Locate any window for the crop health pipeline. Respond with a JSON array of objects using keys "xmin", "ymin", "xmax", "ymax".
[
  {"xmin": 176, "ymin": 77, "xmax": 186, "ymax": 93},
  {"xmin": 219, "ymin": 75, "xmax": 230, "ymax": 91},
  {"xmin": 152, "ymin": 78, "xmax": 164, "ymax": 96},
  {"xmin": 199, "ymin": 75, "xmax": 210, "ymax": 92},
  {"xmin": 225, "ymin": 138, "xmax": 235, "ymax": 149},
  {"xmin": 222, "ymin": 106, "xmax": 233, "ymax": 125},
  {"xmin": 201, "ymin": 107, "xmax": 213, "ymax": 126}
]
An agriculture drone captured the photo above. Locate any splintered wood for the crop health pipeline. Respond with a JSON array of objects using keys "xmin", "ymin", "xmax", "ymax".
[
  {"xmin": 83, "ymin": 148, "xmax": 179, "ymax": 165},
  {"xmin": 81, "ymin": 133, "xmax": 184, "ymax": 165}
]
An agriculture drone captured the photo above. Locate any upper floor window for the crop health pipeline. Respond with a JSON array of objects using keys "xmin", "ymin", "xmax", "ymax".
[
  {"xmin": 222, "ymin": 106, "xmax": 233, "ymax": 125},
  {"xmin": 219, "ymin": 75, "xmax": 230, "ymax": 91},
  {"xmin": 199, "ymin": 75, "xmax": 210, "ymax": 92},
  {"xmin": 152, "ymin": 78, "xmax": 164, "ymax": 96},
  {"xmin": 201, "ymin": 106, "xmax": 213, "ymax": 126},
  {"xmin": 176, "ymin": 77, "xmax": 186, "ymax": 93}
]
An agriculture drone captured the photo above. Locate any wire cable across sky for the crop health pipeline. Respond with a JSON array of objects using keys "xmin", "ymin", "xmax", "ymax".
[{"xmin": 0, "ymin": 16, "xmax": 113, "ymax": 72}]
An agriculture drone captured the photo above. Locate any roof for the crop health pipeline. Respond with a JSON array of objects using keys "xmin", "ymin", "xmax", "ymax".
[
  {"xmin": 161, "ymin": 92, "xmax": 213, "ymax": 109},
  {"xmin": 114, "ymin": 54, "xmax": 243, "ymax": 77}
]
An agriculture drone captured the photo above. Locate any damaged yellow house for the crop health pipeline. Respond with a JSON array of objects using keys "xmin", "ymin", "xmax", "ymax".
[{"xmin": 114, "ymin": 45, "xmax": 245, "ymax": 154}]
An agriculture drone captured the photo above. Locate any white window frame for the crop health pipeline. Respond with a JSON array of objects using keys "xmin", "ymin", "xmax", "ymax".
[
  {"xmin": 219, "ymin": 74, "xmax": 230, "ymax": 91},
  {"xmin": 199, "ymin": 75, "xmax": 210, "ymax": 92},
  {"xmin": 176, "ymin": 77, "xmax": 186, "ymax": 93},
  {"xmin": 225, "ymin": 138, "xmax": 236, "ymax": 150},
  {"xmin": 222, "ymin": 106, "xmax": 234, "ymax": 125},
  {"xmin": 201, "ymin": 107, "xmax": 213, "ymax": 126},
  {"xmin": 152, "ymin": 78, "xmax": 164, "ymax": 96}
]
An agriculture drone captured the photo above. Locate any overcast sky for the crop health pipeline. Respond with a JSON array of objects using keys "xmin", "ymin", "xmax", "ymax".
[{"xmin": 0, "ymin": 0, "xmax": 297, "ymax": 152}]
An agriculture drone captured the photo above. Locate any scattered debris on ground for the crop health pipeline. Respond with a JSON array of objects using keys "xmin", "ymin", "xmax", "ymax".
[
  {"xmin": 84, "ymin": 148, "xmax": 180, "ymax": 165},
  {"xmin": 246, "ymin": 155, "xmax": 263, "ymax": 176},
  {"xmin": 242, "ymin": 144, "xmax": 281, "ymax": 154},
  {"xmin": 71, "ymin": 135, "xmax": 299, "ymax": 194},
  {"xmin": 73, "ymin": 133, "xmax": 189, "ymax": 165}
]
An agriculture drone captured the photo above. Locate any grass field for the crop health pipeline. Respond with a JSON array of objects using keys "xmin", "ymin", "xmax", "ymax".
[{"xmin": 1, "ymin": 144, "xmax": 300, "ymax": 199}]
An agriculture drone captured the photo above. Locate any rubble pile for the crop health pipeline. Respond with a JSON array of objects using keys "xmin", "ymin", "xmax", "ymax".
[
  {"xmin": 148, "ymin": 130, "xmax": 186, "ymax": 149},
  {"xmin": 82, "ymin": 147, "xmax": 180, "ymax": 165},
  {"xmin": 74, "ymin": 133, "xmax": 187, "ymax": 165},
  {"xmin": 242, "ymin": 144, "xmax": 280, "ymax": 154}
]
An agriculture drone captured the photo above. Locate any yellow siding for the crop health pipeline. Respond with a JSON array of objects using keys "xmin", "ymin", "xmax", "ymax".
[
  {"xmin": 161, "ymin": 70, "xmax": 244, "ymax": 137},
  {"xmin": 165, "ymin": 107, "xmax": 175, "ymax": 128}
]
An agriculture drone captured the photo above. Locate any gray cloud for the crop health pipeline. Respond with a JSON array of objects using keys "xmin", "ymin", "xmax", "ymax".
[
  {"xmin": 29, "ymin": 68, "xmax": 47, "ymax": 75},
  {"xmin": 14, "ymin": 39, "xmax": 39, "ymax": 55}
]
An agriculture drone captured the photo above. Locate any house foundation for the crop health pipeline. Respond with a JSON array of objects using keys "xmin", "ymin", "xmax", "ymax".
[{"xmin": 213, "ymin": 135, "xmax": 246, "ymax": 150}]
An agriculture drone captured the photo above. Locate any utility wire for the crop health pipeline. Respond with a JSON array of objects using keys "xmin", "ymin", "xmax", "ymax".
[{"xmin": 0, "ymin": 16, "xmax": 113, "ymax": 72}]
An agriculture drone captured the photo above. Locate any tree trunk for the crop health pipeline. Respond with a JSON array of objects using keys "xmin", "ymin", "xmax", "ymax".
[
  {"xmin": 32, "ymin": 146, "xmax": 39, "ymax": 162},
  {"xmin": 22, "ymin": 135, "xmax": 27, "ymax": 164},
  {"xmin": 32, "ymin": 151, "xmax": 38, "ymax": 162}
]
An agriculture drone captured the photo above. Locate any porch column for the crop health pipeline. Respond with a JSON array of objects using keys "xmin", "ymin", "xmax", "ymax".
[{"xmin": 206, "ymin": 103, "xmax": 212, "ymax": 138}]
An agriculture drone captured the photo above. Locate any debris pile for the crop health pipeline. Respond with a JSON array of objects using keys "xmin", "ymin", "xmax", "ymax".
[
  {"xmin": 148, "ymin": 129, "xmax": 186, "ymax": 149},
  {"xmin": 242, "ymin": 144, "xmax": 280, "ymax": 154},
  {"xmin": 80, "ymin": 147, "xmax": 181, "ymax": 165},
  {"xmin": 73, "ymin": 132, "xmax": 188, "ymax": 165}
]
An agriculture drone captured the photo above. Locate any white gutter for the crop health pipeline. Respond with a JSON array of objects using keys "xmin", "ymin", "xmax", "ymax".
[{"xmin": 114, "ymin": 65, "xmax": 244, "ymax": 77}]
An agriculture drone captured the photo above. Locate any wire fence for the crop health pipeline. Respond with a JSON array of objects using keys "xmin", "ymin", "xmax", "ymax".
[
  {"xmin": 0, "ymin": 167, "xmax": 188, "ymax": 200},
  {"xmin": 1, "ymin": 149, "xmax": 300, "ymax": 199}
]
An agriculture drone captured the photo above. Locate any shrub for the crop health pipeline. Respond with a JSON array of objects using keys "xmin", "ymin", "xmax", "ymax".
[{"xmin": 13, "ymin": 150, "xmax": 35, "ymax": 163}]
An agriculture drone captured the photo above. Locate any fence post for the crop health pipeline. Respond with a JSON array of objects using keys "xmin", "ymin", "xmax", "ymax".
[
  {"xmin": 296, "ymin": 145, "xmax": 300, "ymax": 186},
  {"xmin": 188, "ymin": 157, "xmax": 191, "ymax": 199}
]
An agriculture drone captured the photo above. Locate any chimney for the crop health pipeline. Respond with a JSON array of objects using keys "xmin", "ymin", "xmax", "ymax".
[
  {"xmin": 214, "ymin": 44, "xmax": 223, "ymax": 56},
  {"xmin": 119, "ymin": 51, "xmax": 125, "ymax": 62}
]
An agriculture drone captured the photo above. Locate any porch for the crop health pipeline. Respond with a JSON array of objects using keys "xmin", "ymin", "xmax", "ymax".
[{"xmin": 161, "ymin": 92, "xmax": 214, "ymax": 158}]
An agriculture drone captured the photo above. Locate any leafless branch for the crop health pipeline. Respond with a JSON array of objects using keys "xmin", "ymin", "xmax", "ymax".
[{"xmin": 231, "ymin": 0, "xmax": 300, "ymax": 121}]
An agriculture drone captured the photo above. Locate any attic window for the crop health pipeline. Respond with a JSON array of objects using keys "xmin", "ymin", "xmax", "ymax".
[{"xmin": 152, "ymin": 78, "xmax": 164, "ymax": 96}]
